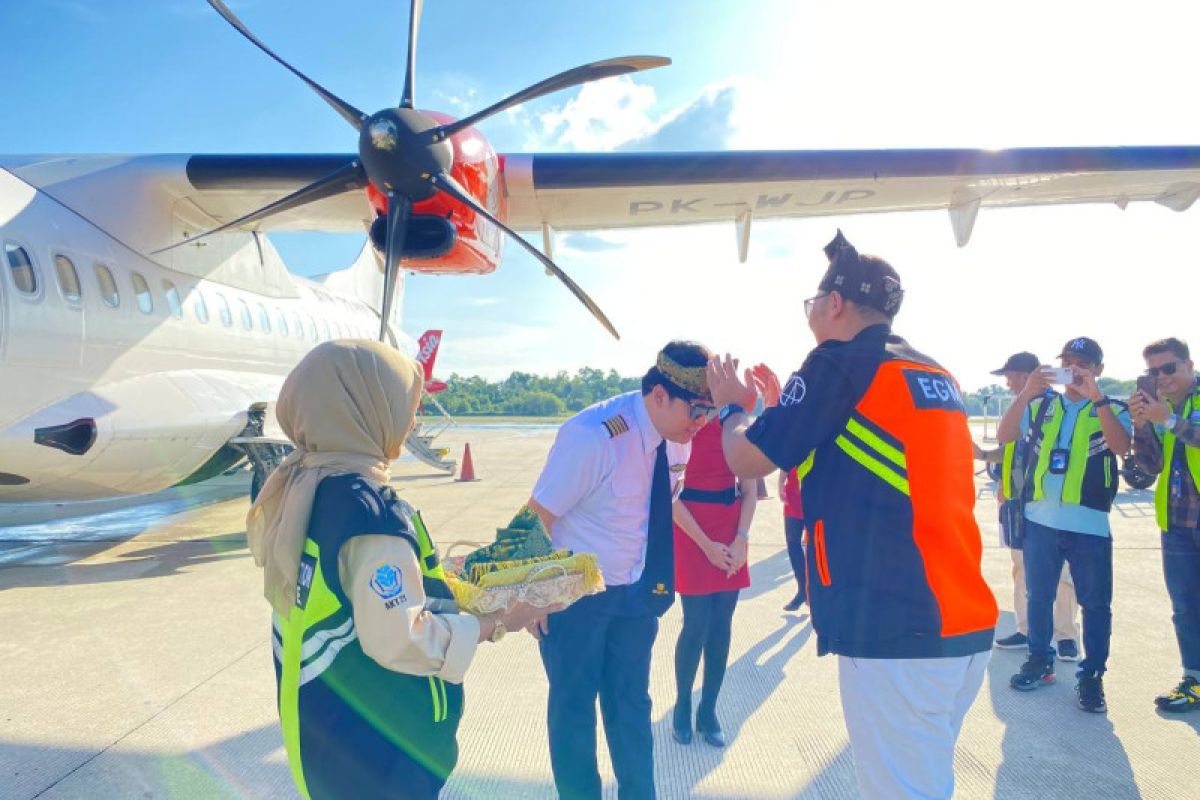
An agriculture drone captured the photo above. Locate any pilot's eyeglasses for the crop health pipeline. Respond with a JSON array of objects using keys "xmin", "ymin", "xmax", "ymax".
[
  {"xmin": 687, "ymin": 402, "xmax": 718, "ymax": 422},
  {"xmin": 1148, "ymin": 362, "xmax": 1182, "ymax": 378},
  {"xmin": 803, "ymin": 292, "xmax": 829, "ymax": 318}
]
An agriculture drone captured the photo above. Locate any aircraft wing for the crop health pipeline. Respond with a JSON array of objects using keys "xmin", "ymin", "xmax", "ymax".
[
  {"xmin": 504, "ymin": 147, "xmax": 1200, "ymax": 251},
  {"xmin": 5, "ymin": 147, "xmax": 1200, "ymax": 257}
]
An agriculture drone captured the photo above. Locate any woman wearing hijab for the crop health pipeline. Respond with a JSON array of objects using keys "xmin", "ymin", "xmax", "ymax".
[{"xmin": 247, "ymin": 340, "xmax": 546, "ymax": 800}]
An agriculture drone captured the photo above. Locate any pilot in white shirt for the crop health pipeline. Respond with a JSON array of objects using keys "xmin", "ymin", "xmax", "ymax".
[{"xmin": 527, "ymin": 340, "xmax": 715, "ymax": 800}]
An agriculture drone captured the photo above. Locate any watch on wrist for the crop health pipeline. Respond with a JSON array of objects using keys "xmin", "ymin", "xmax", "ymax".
[
  {"xmin": 718, "ymin": 403, "xmax": 746, "ymax": 427},
  {"xmin": 489, "ymin": 621, "xmax": 507, "ymax": 643},
  {"xmin": 1094, "ymin": 397, "xmax": 1111, "ymax": 408},
  {"xmin": 1165, "ymin": 412, "xmax": 1179, "ymax": 431}
]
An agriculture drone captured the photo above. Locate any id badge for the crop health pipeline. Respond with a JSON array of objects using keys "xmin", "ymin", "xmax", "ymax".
[{"xmin": 1048, "ymin": 448, "xmax": 1070, "ymax": 475}]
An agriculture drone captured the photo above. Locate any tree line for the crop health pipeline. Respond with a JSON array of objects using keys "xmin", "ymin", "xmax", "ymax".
[
  {"xmin": 430, "ymin": 371, "xmax": 1140, "ymax": 418},
  {"xmin": 432, "ymin": 368, "xmax": 642, "ymax": 417}
]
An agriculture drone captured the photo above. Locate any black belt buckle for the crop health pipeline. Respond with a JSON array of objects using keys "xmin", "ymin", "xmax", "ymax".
[{"xmin": 1049, "ymin": 448, "xmax": 1070, "ymax": 475}]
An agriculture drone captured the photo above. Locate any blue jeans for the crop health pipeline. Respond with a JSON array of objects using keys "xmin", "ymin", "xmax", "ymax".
[
  {"xmin": 1163, "ymin": 527, "xmax": 1200, "ymax": 673},
  {"xmin": 1023, "ymin": 520, "xmax": 1113, "ymax": 674}
]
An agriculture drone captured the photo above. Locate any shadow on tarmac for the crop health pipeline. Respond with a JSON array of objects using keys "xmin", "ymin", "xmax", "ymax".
[
  {"xmin": 652, "ymin": 613, "xmax": 817, "ymax": 796},
  {"xmin": 740, "ymin": 547, "xmax": 797, "ymax": 602},
  {"xmin": 987, "ymin": 631, "xmax": 1142, "ymax": 800},
  {"xmin": 0, "ymin": 722, "xmax": 285, "ymax": 800},
  {"xmin": 0, "ymin": 532, "xmax": 249, "ymax": 591}
]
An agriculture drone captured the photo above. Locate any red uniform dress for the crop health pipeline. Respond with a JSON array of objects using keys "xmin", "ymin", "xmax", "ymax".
[
  {"xmin": 783, "ymin": 469, "xmax": 804, "ymax": 520},
  {"xmin": 673, "ymin": 419, "xmax": 750, "ymax": 594}
]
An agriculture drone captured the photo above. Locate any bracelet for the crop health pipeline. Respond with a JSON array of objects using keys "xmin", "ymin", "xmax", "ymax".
[
  {"xmin": 736, "ymin": 530, "xmax": 750, "ymax": 540},
  {"xmin": 1093, "ymin": 397, "xmax": 1111, "ymax": 408}
]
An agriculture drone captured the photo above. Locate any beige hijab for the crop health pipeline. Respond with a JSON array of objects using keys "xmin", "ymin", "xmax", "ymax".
[{"xmin": 247, "ymin": 339, "xmax": 424, "ymax": 617}]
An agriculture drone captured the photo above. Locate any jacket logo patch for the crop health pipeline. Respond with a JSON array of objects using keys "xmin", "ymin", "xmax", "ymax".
[
  {"xmin": 296, "ymin": 553, "xmax": 317, "ymax": 610},
  {"xmin": 370, "ymin": 564, "xmax": 405, "ymax": 601},
  {"xmin": 903, "ymin": 369, "xmax": 965, "ymax": 413},
  {"xmin": 780, "ymin": 375, "xmax": 807, "ymax": 407}
]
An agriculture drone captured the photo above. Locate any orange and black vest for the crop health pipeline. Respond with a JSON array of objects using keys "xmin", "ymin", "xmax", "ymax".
[{"xmin": 796, "ymin": 336, "xmax": 997, "ymax": 658}]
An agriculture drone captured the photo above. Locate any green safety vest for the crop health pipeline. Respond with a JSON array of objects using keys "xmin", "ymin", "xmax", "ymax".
[
  {"xmin": 274, "ymin": 476, "xmax": 462, "ymax": 800},
  {"xmin": 1030, "ymin": 395, "xmax": 1119, "ymax": 512},
  {"xmin": 1154, "ymin": 385, "xmax": 1200, "ymax": 531},
  {"xmin": 1001, "ymin": 441, "xmax": 1018, "ymax": 500}
]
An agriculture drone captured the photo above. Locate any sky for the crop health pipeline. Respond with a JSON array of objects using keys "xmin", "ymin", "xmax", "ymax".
[{"xmin": 2, "ymin": 0, "xmax": 1199, "ymax": 392}]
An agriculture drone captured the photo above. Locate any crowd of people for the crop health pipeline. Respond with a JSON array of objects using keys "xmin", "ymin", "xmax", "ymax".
[{"xmin": 241, "ymin": 230, "xmax": 1199, "ymax": 800}]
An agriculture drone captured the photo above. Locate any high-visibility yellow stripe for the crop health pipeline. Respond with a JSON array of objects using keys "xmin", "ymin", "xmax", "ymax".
[
  {"xmin": 438, "ymin": 678, "xmax": 448, "ymax": 722},
  {"xmin": 428, "ymin": 677, "xmax": 442, "ymax": 722},
  {"xmin": 845, "ymin": 417, "xmax": 906, "ymax": 470},
  {"xmin": 835, "ymin": 435, "xmax": 911, "ymax": 496},
  {"xmin": 795, "ymin": 452, "xmax": 816, "ymax": 482}
]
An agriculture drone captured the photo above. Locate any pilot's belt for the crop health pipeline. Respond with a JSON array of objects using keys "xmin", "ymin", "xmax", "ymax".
[{"xmin": 679, "ymin": 486, "xmax": 738, "ymax": 506}]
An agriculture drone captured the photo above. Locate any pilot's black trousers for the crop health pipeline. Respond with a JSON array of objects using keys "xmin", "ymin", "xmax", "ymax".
[{"xmin": 539, "ymin": 585, "xmax": 658, "ymax": 800}]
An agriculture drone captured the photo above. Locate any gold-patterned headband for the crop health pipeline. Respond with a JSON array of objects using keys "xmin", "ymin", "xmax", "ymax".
[{"xmin": 656, "ymin": 351, "xmax": 709, "ymax": 396}]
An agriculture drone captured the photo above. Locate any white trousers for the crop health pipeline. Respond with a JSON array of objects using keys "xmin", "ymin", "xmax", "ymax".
[{"xmin": 838, "ymin": 651, "xmax": 990, "ymax": 800}]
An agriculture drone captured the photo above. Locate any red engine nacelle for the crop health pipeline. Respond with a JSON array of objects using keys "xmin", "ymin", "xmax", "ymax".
[{"xmin": 365, "ymin": 111, "xmax": 505, "ymax": 275}]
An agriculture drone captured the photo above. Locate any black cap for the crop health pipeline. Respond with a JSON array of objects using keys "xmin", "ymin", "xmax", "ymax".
[
  {"xmin": 990, "ymin": 351, "xmax": 1040, "ymax": 376},
  {"xmin": 818, "ymin": 230, "xmax": 904, "ymax": 317},
  {"xmin": 1058, "ymin": 336, "xmax": 1104, "ymax": 365}
]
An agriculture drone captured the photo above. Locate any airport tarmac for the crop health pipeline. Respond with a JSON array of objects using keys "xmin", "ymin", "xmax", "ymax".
[{"xmin": 2, "ymin": 424, "xmax": 1198, "ymax": 799}]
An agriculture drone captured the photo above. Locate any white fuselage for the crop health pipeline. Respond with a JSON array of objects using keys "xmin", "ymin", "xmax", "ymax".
[{"xmin": 0, "ymin": 166, "xmax": 402, "ymax": 503}]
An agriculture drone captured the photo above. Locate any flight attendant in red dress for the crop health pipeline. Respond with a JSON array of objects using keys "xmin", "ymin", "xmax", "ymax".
[{"xmin": 671, "ymin": 417, "xmax": 757, "ymax": 748}]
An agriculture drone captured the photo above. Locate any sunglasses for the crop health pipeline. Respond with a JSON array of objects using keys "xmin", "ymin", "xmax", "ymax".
[
  {"xmin": 687, "ymin": 401, "xmax": 718, "ymax": 422},
  {"xmin": 1148, "ymin": 361, "xmax": 1182, "ymax": 378},
  {"xmin": 803, "ymin": 292, "xmax": 829, "ymax": 318}
]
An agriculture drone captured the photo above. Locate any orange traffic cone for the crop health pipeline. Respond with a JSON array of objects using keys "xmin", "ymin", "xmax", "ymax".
[{"xmin": 456, "ymin": 443, "xmax": 480, "ymax": 482}]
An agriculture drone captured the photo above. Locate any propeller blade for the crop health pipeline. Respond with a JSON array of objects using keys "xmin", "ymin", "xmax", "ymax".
[
  {"xmin": 207, "ymin": 0, "xmax": 366, "ymax": 130},
  {"xmin": 399, "ymin": 0, "xmax": 424, "ymax": 109},
  {"xmin": 379, "ymin": 194, "xmax": 412, "ymax": 341},
  {"xmin": 431, "ymin": 173, "xmax": 620, "ymax": 340},
  {"xmin": 153, "ymin": 159, "xmax": 366, "ymax": 254},
  {"xmin": 439, "ymin": 56, "xmax": 670, "ymax": 138}
]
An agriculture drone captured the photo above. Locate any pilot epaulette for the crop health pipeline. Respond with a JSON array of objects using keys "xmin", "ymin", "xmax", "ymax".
[{"xmin": 601, "ymin": 415, "xmax": 630, "ymax": 438}]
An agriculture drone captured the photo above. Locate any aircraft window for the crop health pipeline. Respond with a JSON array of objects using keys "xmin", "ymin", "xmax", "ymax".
[
  {"xmin": 162, "ymin": 280, "xmax": 183, "ymax": 318},
  {"xmin": 5, "ymin": 242, "xmax": 39, "ymax": 295},
  {"xmin": 323, "ymin": 319, "xmax": 333, "ymax": 340},
  {"xmin": 307, "ymin": 315, "xmax": 318, "ymax": 340},
  {"xmin": 292, "ymin": 312, "xmax": 303, "ymax": 338},
  {"xmin": 131, "ymin": 272, "xmax": 153, "ymax": 314},
  {"xmin": 238, "ymin": 299, "xmax": 253, "ymax": 331},
  {"xmin": 193, "ymin": 290, "xmax": 210, "ymax": 324},
  {"xmin": 257, "ymin": 303, "xmax": 271, "ymax": 333},
  {"xmin": 215, "ymin": 293, "xmax": 233, "ymax": 327},
  {"xmin": 276, "ymin": 309, "xmax": 288, "ymax": 337},
  {"xmin": 94, "ymin": 264, "xmax": 119, "ymax": 308},
  {"xmin": 54, "ymin": 255, "xmax": 82, "ymax": 303}
]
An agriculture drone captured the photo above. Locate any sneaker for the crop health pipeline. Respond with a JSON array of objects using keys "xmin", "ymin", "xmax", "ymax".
[
  {"xmin": 783, "ymin": 593, "xmax": 805, "ymax": 612},
  {"xmin": 1010, "ymin": 658, "xmax": 1055, "ymax": 691},
  {"xmin": 1056, "ymin": 639, "xmax": 1080, "ymax": 662},
  {"xmin": 995, "ymin": 632, "xmax": 1029, "ymax": 650},
  {"xmin": 1076, "ymin": 672, "xmax": 1107, "ymax": 713},
  {"xmin": 1154, "ymin": 676, "xmax": 1200, "ymax": 714}
]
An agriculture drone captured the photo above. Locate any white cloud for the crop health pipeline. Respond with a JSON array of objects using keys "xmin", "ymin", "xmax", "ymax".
[{"xmin": 536, "ymin": 76, "xmax": 659, "ymax": 151}]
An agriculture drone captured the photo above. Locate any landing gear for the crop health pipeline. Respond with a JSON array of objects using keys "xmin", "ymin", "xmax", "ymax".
[
  {"xmin": 230, "ymin": 405, "xmax": 294, "ymax": 502},
  {"xmin": 248, "ymin": 443, "xmax": 292, "ymax": 501}
]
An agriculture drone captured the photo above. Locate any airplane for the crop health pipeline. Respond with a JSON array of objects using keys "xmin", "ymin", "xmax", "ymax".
[{"xmin": 2, "ymin": 0, "xmax": 1200, "ymax": 508}]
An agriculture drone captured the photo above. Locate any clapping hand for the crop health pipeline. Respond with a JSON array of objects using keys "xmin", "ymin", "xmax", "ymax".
[
  {"xmin": 751, "ymin": 364, "xmax": 782, "ymax": 409},
  {"xmin": 706, "ymin": 354, "xmax": 758, "ymax": 410}
]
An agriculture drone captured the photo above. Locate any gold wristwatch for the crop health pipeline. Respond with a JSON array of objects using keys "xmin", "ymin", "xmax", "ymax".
[{"xmin": 489, "ymin": 621, "xmax": 507, "ymax": 643}]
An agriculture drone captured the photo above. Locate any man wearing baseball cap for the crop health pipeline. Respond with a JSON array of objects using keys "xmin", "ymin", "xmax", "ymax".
[
  {"xmin": 997, "ymin": 337, "xmax": 1131, "ymax": 712},
  {"xmin": 708, "ymin": 231, "xmax": 997, "ymax": 799},
  {"xmin": 988, "ymin": 353, "xmax": 1081, "ymax": 658}
]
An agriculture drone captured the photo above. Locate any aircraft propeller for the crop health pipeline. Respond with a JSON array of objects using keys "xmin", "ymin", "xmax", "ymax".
[{"xmin": 159, "ymin": 0, "xmax": 672, "ymax": 342}]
